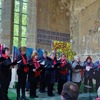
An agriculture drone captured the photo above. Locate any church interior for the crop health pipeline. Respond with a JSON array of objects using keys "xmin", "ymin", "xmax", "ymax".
[{"xmin": 0, "ymin": 0, "xmax": 100, "ymax": 100}]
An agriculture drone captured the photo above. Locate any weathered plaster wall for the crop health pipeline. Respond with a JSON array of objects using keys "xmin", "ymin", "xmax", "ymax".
[
  {"xmin": 70, "ymin": 0, "xmax": 100, "ymax": 61},
  {"xmin": 36, "ymin": 0, "xmax": 70, "ymax": 50},
  {"xmin": 0, "ymin": 0, "xmax": 13, "ymax": 47},
  {"xmin": 26, "ymin": 0, "xmax": 37, "ymax": 49}
]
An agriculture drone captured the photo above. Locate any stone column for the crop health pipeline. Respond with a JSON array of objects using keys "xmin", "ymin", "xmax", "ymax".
[
  {"xmin": 0, "ymin": 0, "xmax": 13, "ymax": 48},
  {"xmin": 26, "ymin": 0, "xmax": 37, "ymax": 49}
]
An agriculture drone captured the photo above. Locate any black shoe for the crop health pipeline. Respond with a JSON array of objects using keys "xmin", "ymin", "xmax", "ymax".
[
  {"xmin": 30, "ymin": 95, "xmax": 38, "ymax": 98},
  {"xmin": 39, "ymin": 90, "xmax": 45, "ymax": 93},
  {"xmin": 26, "ymin": 89, "xmax": 29, "ymax": 92},
  {"xmin": 6, "ymin": 97, "xmax": 11, "ymax": 100},
  {"xmin": 21, "ymin": 96, "xmax": 29, "ymax": 100},
  {"xmin": 17, "ymin": 97, "xmax": 21, "ymax": 100},
  {"xmin": 48, "ymin": 94, "xmax": 55, "ymax": 97},
  {"xmin": 58, "ymin": 92, "xmax": 61, "ymax": 95}
]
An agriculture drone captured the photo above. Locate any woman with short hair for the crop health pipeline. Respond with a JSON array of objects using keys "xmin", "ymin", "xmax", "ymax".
[
  {"xmin": 84, "ymin": 56, "xmax": 94, "ymax": 93},
  {"xmin": 0, "ymin": 47, "xmax": 12, "ymax": 100},
  {"xmin": 28, "ymin": 51, "xmax": 40, "ymax": 98},
  {"xmin": 16, "ymin": 47, "xmax": 29, "ymax": 100}
]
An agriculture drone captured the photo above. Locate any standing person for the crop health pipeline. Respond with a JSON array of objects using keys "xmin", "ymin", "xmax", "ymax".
[
  {"xmin": 83, "ymin": 56, "xmax": 94, "ymax": 93},
  {"xmin": 57, "ymin": 54, "xmax": 71, "ymax": 95},
  {"xmin": 72, "ymin": 56, "xmax": 83, "ymax": 89},
  {"xmin": 51, "ymin": 50, "xmax": 58, "ymax": 82},
  {"xmin": 39, "ymin": 51, "xmax": 48, "ymax": 93},
  {"xmin": 94, "ymin": 57, "xmax": 100, "ymax": 91},
  {"xmin": 28, "ymin": 51, "xmax": 41, "ymax": 98},
  {"xmin": 16, "ymin": 47, "xmax": 29, "ymax": 100},
  {"xmin": 45, "ymin": 53, "xmax": 56, "ymax": 97},
  {"xmin": 0, "ymin": 47, "xmax": 12, "ymax": 100}
]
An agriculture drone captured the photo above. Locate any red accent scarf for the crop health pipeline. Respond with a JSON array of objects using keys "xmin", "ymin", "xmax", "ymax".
[
  {"xmin": 2, "ymin": 54, "xmax": 9, "ymax": 59},
  {"xmin": 33, "ymin": 58, "xmax": 40, "ymax": 77},
  {"xmin": 21, "ymin": 55, "xmax": 29, "ymax": 73},
  {"xmin": 60, "ymin": 59, "xmax": 68, "ymax": 75},
  {"xmin": 53, "ymin": 60, "xmax": 57, "ymax": 65},
  {"xmin": 98, "ymin": 63, "xmax": 100, "ymax": 68}
]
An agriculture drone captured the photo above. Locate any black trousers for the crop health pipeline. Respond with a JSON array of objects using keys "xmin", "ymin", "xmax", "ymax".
[
  {"xmin": 29, "ymin": 77, "xmax": 38, "ymax": 97},
  {"xmin": 58, "ymin": 80, "xmax": 66, "ymax": 94},
  {"xmin": 0, "ymin": 80, "xmax": 10, "ymax": 100},
  {"xmin": 47, "ymin": 83, "xmax": 54, "ymax": 96},
  {"xmin": 84, "ymin": 77, "xmax": 93, "ymax": 93},
  {"xmin": 73, "ymin": 81, "xmax": 81, "ymax": 89},
  {"xmin": 0, "ymin": 71, "xmax": 11, "ymax": 100},
  {"xmin": 17, "ymin": 71, "xmax": 27, "ymax": 98},
  {"xmin": 39, "ymin": 72, "xmax": 46, "ymax": 92},
  {"xmin": 96, "ymin": 78, "xmax": 100, "ymax": 91}
]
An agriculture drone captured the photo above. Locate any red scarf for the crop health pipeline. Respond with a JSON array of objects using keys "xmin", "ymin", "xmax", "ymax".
[
  {"xmin": 98, "ymin": 63, "xmax": 100, "ymax": 68},
  {"xmin": 33, "ymin": 58, "xmax": 40, "ymax": 77},
  {"xmin": 2, "ymin": 54, "xmax": 9, "ymax": 59},
  {"xmin": 53, "ymin": 59, "xmax": 57, "ymax": 65},
  {"xmin": 21, "ymin": 55, "xmax": 29, "ymax": 73},
  {"xmin": 59, "ymin": 58, "xmax": 68, "ymax": 75}
]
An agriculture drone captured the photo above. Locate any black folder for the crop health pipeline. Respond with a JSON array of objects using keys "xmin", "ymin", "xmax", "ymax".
[{"xmin": 36, "ymin": 66, "xmax": 44, "ymax": 71}]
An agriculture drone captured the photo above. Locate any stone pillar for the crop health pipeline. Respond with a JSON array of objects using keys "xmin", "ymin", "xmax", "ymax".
[
  {"xmin": 0, "ymin": 0, "xmax": 13, "ymax": 48},
  {"xmin": 27, "ymin": 0, "xmax": 37, "ymax": 49}
]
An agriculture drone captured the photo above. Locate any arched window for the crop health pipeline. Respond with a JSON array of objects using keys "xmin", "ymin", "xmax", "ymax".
[{"xmin": 13, "ymin": 0, "xmax": 28, "ymax": 47}]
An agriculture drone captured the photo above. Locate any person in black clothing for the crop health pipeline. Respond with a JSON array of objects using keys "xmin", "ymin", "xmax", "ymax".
[
  {"xmin": 16, "ymin": 47, "xmax": 29, "ymax": 100},
  {"xmin": 93, "ymin": 58, "xmax": 100, "ymax": 91},
  {"xmin": 83, "ymin": 56, "xmax": 94, "ymax": 93},
  {"xmin": 39, "ymin": 51, "xmax": 48, "ymax": 93},
  {"xmin": 61, "ymin": 81, "xmax": 79, "ymax": 100},
  {"xmin": 28, "ymin": 51, "xmax": 42, "ymax": 98},
  {"xmin": 0, "ymin": 47, "xmax": 12, "ymax": 100},
  {"xmin": 45, "ymin": 53, "xmax": 56, "ymax": 97},
  {"xmin": 57, "ymin": 54, "xmax": 71, "ymax": 95}
]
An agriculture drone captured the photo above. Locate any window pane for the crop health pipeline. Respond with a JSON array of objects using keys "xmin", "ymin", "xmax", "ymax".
[
  {"xmin": 14, "ymin": 12, "xmax": 19, "ymax": 24},
  {"xmin": 21, "ymin": 38, "xmax": 26, "ymax": 46},
  {"xmin": 0, "ymin": 2, "xmax": 1, "ymax": 8},
  {"xmin": 22, "ymin": 14, "xmax": 27, "ymax": 25},
  {"xmin": 22, "ymin": 26, "xmax": 26, "ymax": 37},
  {"xmin": 0, "ymin": 9, "xmax": 1, "ymax": 15},
  {"xmin": 13, "ymin": 0, "xmax": 27, "ymax": 47},
  {"xmin": 22, "ymin": 0, "xmax": 28, "ymax": 3},
  {"xmin": 0, "ymin": 1, "xmax": 2, "ymax": 8},
  {"xmin": 14, "ymin": 25, "xmax": 19, "ymax": 36},
  {"xmin": 0, "ymin": 9, "xmax": 1, "ymax": 21},
  {"xmin": 22, "ymin": 3, "xmax": 27, "ymax": 14},
  {"xmin": 14, "ymin": 0, "xmax": 20, "ymax": 12},
  {"xmin": 13, "ymin": 37, "xmax": 18, "ymax": 47}
]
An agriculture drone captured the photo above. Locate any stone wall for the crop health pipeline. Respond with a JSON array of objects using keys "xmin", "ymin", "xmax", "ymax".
[
  {"xmin": 1, "ymin": 0, "xmax": 100, "ymax": 61},
  {"xmin": 0, "ymin": 0, "xmax": 13, "ymax": 48},
  {"xmin": 36, "ymin": 0, "xmax": 70, "ymax": 51},
  {"xmin": 70, "ymin": 0, "xmax": 100, "ymax": 61},
  {"xmin": 26, "ymin": 0, "xmax": 37, "ymax": 49}
]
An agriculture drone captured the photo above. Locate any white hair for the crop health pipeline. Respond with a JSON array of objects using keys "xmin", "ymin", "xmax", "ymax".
[{"xmin": 74, "ymin": 55, "xmax": 79, "ymax": 60}]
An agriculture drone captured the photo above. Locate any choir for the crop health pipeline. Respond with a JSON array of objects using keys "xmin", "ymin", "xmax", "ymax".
[{"xmin": 0, "ymin": 46, "xmax": 100, "ymax": 100}]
